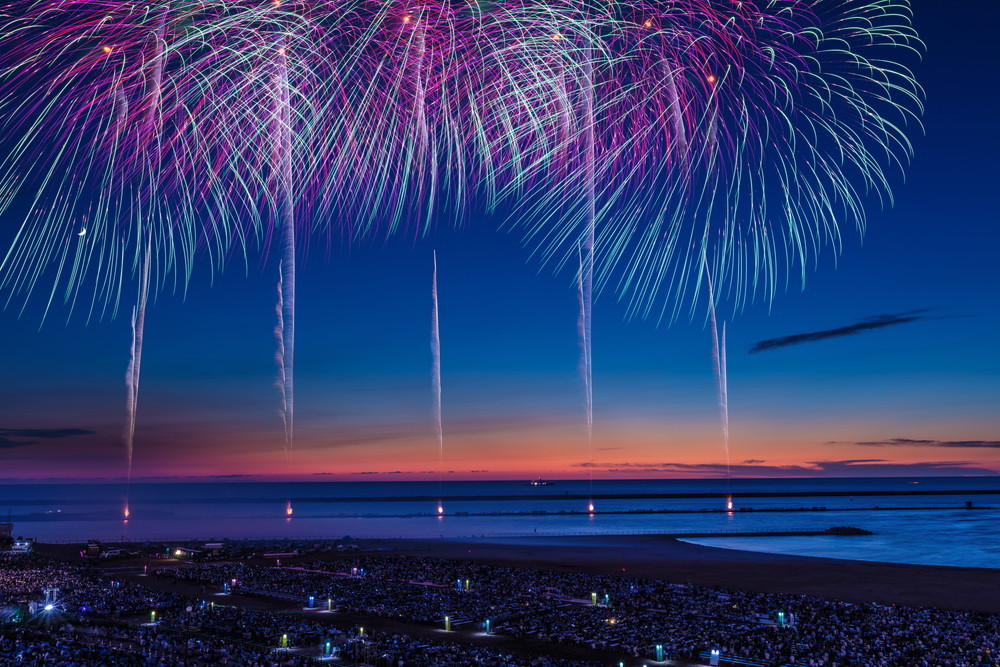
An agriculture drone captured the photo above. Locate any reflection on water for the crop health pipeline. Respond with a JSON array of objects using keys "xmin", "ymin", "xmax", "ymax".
[{"xmin": 2, "ymin": 478, "xmax": 997, "ymax": 568}]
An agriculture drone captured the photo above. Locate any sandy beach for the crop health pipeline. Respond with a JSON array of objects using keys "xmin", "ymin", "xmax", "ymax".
[
  {"xmin": 26, "ymin": 532, "xmax": 998, "ymax": 666},
  {"xmin": 332, "ymin": 533, "xmax": 1000, "ymax": 613},
  {"xmin": 42, "ymin": 531, "xmax": 1000, "ymax": 614}
]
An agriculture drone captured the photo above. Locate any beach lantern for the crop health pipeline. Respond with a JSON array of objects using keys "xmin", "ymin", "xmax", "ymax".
[
  {"xmin": 456, "ymin": 578, "xmax": 463, "ymax": 591},
  {"xmin": 464, "ymin": 579, "xmax": 470, "ymax": 591},
  {"xmin": 656, "ymin": 644, "xmax": 663, "ymax": 661},
  {"xmin": 710, "ymin": 648, "xmax": 720, "ymax": 666},
  {"xmin": 444, "ymin": 615, "xmax": 451, "ymax": 631},
  {"xmin": 325, "ymin": 640, "xmax": 332, "ymax": 656},
  {"xmin": 210, "ymin": 601, "xmax": 215, "ymax": 610},
  {"xmin": 327, "ymin": 598, "xmax": 332, "ymax": 611},
  {"xmin": 485, "ymin": 619, "xmax": 491, "ymax": 634},
  {"xmin": 223, "ymin": 582, "xmax": 229, "ymax": 594},
  {"xmin": 778, "ymin": 610, "xmax": 786, "ymax": 627},
  {"xmin": 359, "ymin": 626, "xmax": 364, "ymax": 637},
  {"xmin": 150, "ymin": 610, "xmax": 156, "ymax": 624},
  {"xmin": 352, "ymin": 567, "xmax": 358, "ymax": 577},
  {"xmin": 591, "ymin": 592, "xmax": 598, "ymax": 605},
  {"xmin": 604, "ymin": 593, "xmax": 610, "ymax": 605},
  {"xmin": 308, "ymin": 595, "xmax": 315, "ymax": 608},
  {"xmin": 281, "ymin": 633, "xmax": 288, "ymax": 648}
]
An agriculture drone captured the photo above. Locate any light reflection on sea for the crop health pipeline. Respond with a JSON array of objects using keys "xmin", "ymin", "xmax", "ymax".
[
  {"xmin": 683, "ymin": 506, "xmax": 1000, "ymax": 569},
  {"xmin": 2, "ymin": 478, "xmax": 997, "ymax": 568}
]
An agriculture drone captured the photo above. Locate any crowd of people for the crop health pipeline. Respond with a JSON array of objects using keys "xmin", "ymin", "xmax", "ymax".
[
  {"xmin": 1, "ymin": 552, "xmax": 588, "ymax": 665},
  {"xmin": 0, "ymin": 553, "xmax": 179, "ymax": 617},
  {"xmin": 3, "ymin": 548, "xmax": 998, "ymax": 665},
  {"xmin": 163, "ymin": 554, "xmax": 1000, "ymax": 666},
  {"xmin": 0, "ymin": 624, "xmax": 308, "ymax": 666}
]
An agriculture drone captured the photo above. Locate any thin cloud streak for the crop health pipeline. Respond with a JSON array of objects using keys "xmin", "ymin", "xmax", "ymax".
[
  {"xmin": 749, "ymin": 309, "xmax": 935, "ymax": 353},
  {"xmin": 0, "ymin": 427, "xmax": 96, "ymax": 449},
  {"xmin": 573, "ymin": 458, "xmax": 998, "ymax": 476},
  {"xmin": 833, "ymin": 437, "xmax": 1000, "ymax": 449}
]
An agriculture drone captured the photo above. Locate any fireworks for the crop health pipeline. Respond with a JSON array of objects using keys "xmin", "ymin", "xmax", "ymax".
[
  {"xmin": 0, "ymin": 1, "xmax": 922, "ymax": 319},
  {"xmin": 510, "ymin": 0, "xmax": 923, "ymax": 320}
]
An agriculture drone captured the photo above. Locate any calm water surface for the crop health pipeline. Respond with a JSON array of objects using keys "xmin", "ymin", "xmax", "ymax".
[{"xmin": 2, "ymin": 477, "xmax": 997, "ymax": 568}]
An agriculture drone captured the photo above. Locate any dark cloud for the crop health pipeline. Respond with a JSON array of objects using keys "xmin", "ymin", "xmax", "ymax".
[
  {"xmin": 0, "ymin": 427, "xmax": 96, "ymax": 449},
  {"xmin": 834, "ymin": 437, "xmax": 1000, "ymax": 449},
  {"xmin": 0, "ymin": 427, "xmax": 95, "ymax": 439},
  {"xmin": 572, "ymin": 458, "xmax": 996, "ymax": 476},
  {"xmin": 749, "ymin": 309, "xmax": 934, "ymax": 354},
  {"xmin": 0, "ymin": 437, "xmax": 34, "ymax": 449},
  {"xmin": 743, "ymin": 459, "xmax": 765, "ymax": 464}
]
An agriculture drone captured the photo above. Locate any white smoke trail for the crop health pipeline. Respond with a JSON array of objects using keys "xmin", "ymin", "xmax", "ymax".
[
  {"xmin": 431, "ymin": 250, "xmax": 444, "ymax": 515},
  {"xmin": 704, "ymin": 257, "xmax": 732, "ymax": 507},
  {"xmin": 123, "ymin": 244, "xmax": 150, "ymax": 520},
  {"xmin": 578, "ymin": 243, "xmax": 594, "ymax": 513},
  {"xmin": 581, "ymin": 47, "xmax": 596, "ymax": 512},
  {"xmin": 274, "ymin": 41, "xmax": 296, "ymax": 517},
  {"xmin": 275, "ymin": 267, "xmax": 289, "ymax": 451},
  {"xmin": 275, "ymin": 43, "xmax": 295, "ymax": 462}
]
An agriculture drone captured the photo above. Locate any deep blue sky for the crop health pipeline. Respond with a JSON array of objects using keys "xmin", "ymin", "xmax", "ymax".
[{"xmin": 1, "ymin": 0, "xmax": 998, "ymax": 480}]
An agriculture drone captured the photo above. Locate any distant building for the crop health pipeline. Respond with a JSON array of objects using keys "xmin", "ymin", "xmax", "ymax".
[
  {"xmin": 171, "ymin": 546, "xmax": 202, "ymax": 561},
  {"xmin": 203, "ymin": 542, "xmax": 225, "ymax": 556}
]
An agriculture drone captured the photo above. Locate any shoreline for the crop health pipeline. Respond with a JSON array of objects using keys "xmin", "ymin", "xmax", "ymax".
[
  {"xmin": 397, "ymin": 533, "xmax": 1000, "ymax": 611},
  {"xmin": 396, "ymin": 534, "xmax": 1000, "ymax": 613},
  {"xmin": 39, "ymin": 532, "xmax": 1000, "ymax": 613}
]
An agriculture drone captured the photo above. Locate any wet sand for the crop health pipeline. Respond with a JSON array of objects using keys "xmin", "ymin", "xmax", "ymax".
[
  {"xmin": 42, "ymin": 532, "xmax": 1000, "ymax": 613},
  {"xmin": 360, "ymin": 534, "xmax": 1000, "ymax": 613}
]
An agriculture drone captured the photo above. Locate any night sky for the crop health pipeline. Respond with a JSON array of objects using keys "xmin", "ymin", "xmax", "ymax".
[{"xmin": 2, "ymin": 0, "xmax": 997, "ymax": 481}]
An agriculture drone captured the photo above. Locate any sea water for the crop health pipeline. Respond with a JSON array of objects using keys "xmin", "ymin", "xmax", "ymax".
[{"xmin": 1, "ymin": 477, "xmax": 997, "ymax": 568}]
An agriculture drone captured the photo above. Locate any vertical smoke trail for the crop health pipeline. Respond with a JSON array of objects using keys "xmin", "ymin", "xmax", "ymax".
[
  {"xmin": 581, "ymin": 45, "xmax": 596, "ymax": 513},
  {"xmin": 274, "ymin": 42, "xmax": 296, "ymax": 516},
  {"xmin": 275, "ymin": 43, "xmax": 295, "ymax": 460},
  {"xmin": 275, "ymin": 267, "xmax": 288, "ymax": 446},
  {"xmin": 703, "ymin": 257, "xmax": 732, "ymax": 509},
  {"xmin": 121, "ymin": 10, "xmax": 168, "ymax": 521},
  {"xmin": 123, "ymin": 244, "xmax": 150, "ymax": 520},
  {"xmin": 431, "ymin": 251, "xmax": 444, "ymax": 515},
  {"xmin": 577, "ymin": 243, "xmax": 594, "ymax": 513}
]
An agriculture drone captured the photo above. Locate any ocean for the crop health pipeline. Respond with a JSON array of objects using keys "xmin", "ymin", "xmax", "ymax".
[{"xmin": 2, "ymin": 477, "xmax": 998, "ymax": 568}]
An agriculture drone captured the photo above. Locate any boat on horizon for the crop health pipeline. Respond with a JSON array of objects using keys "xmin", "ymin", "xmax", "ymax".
[{"xmin": 527, "ymin": 478, "xmax": 555, "ymax": 487}]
